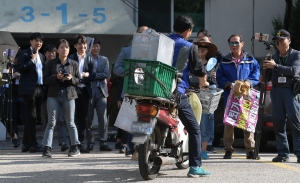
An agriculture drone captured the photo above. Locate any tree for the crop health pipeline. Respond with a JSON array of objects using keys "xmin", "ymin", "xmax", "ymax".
[
  {"xmin": 283, "ymin": 0, "xmax": 293, "ymax": 30},
  {"xmin": 272, "ymin": 0, "xmax": 300, "ymax": 50},
  {"xmin": 289, "ymin": 0, "xmax": 300, "ymax": 49}
]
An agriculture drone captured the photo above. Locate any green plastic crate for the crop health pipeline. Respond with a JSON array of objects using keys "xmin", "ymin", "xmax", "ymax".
[{"xmin": 123, "ymin": 59, "xmax": 177, "ymax": 99}]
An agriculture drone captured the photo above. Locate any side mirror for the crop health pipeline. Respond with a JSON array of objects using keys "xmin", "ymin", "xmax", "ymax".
[{"xmin": 206, "ymin": 58, "xmax": 217, "ymax": 71}]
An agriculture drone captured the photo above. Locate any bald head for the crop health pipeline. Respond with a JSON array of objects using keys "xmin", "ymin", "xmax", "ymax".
[{"xmin": 136, "ymin": 26, "xmax": 148, "ymax": 33}]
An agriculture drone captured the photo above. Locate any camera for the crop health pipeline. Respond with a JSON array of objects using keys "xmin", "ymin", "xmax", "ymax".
[
  {"xmin": 255, "ymin": 33, "xmax": 269, "ymax": 42},
  {"xmin": 63, "ymin": 72, "xmax": 69, "ymax": 77}
]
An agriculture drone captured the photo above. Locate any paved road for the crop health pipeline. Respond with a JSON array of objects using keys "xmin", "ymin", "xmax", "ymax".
[{"xmin": 1, "ymin": 138, "xmax": 300, "ymax": 183}]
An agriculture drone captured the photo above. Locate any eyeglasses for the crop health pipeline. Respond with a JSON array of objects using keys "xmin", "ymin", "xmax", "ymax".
[
  {"xmin": 229, "ymin": 42, "xmax": 240, "ymax": 46},
  {"xmin": 199, "ymin": 45, "xmax": 209, "ymax": 49}
]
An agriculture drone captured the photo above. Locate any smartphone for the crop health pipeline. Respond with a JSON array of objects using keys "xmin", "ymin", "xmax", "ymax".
[
  {"xmin": 255, "ymin": 33, "xmax": 269, "ymax": 42},
  {"xmin": 63, "ymin": 73, "xmax": 69, "ymax": 77},
  {"xmin": 32, "ymin": 48, "xmax": 37, "ymax": 54}
]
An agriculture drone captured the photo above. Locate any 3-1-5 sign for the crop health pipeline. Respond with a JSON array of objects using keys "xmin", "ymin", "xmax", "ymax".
[{"xmin": 21, "ymin": 3, "xmax": 106, "ymax": 24}]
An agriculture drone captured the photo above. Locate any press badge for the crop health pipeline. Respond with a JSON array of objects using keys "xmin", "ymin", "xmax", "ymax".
[{"xmin": 278, "ymin": 77, "xmax": 286, "ymax": 83}]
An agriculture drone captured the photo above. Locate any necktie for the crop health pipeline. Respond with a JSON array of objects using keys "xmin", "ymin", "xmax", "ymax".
[{"xmin": 36, "ymin": 55, "xmax": 43, "ymax": 84}]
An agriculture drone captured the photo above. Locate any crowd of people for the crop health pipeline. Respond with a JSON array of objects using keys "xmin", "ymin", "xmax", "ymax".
[{"xmin": 1, "ymin": 14, "xmax": 300, "ymax": 178}]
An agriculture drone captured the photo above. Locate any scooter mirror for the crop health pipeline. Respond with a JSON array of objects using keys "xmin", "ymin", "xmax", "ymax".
[{"xmin": 206, "ymin": 58, "xmax": 217, "ymax": 71}]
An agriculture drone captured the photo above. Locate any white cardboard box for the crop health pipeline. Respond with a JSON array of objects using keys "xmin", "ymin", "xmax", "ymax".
[
  {"xmin": 114, "ymin": 99, "xmax": 137, "ymax": 133},
  {"xmin": 131, "ymin": 29, "xmax": 174, "ymax": 66}
]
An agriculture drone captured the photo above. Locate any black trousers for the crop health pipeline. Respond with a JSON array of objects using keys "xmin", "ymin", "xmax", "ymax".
[
  {"xmin": 22, "ymin": 86, "xmax": 44, "ymax": 147},
  {"xmin": 76, "ymin": 87, "xmax": 89, "ymax": 143}
]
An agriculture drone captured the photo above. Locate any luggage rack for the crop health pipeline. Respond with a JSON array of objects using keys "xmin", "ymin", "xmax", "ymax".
[{"xmin": 124, "ymin": 94, "xmax": 177, "ymax": 107}]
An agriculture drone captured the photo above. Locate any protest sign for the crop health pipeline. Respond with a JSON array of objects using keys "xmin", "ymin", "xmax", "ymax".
[{"xmin": 223, "ymin": 88, "xmax": 260, "ymax": 133}]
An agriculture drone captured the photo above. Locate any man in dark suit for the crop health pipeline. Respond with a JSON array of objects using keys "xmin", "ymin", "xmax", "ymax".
[
  {"xmin": 18, "ymin": 32, "xmax": 45, "ymax": 153},
  {"xmin": 85, "ymin": 39, "xmax": 111, "ymax": 151},
  {"xmin": 69, "ymin": 35, "xmax": 95, "ymax": 153}
]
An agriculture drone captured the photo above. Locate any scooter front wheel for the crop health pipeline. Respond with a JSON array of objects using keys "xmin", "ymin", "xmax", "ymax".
[{"xmin": 138, "ymin": 132, "xmax": 160, "ymax": 180}]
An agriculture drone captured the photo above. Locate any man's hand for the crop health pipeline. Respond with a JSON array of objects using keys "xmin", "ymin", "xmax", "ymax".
[
  {"xmin": 13, "ymin": 72, "xmax": 20, "ymax": 79},
  {"xmin": 212, "ymin": 72, "xmax": 216, "ymax": 79},
  {"xmin": 117, "ymin": 101, "xmax": 122, "ymax": 108},
  {"xmin": 31, "ymin": 50, "xmax": 38, "ymax": 61},
  {"xmin": 82, "ymin": 72, "xmax": 89, "ymax": 78},
  {"xmin": 199, "ymin": 76, "xmax": 209, "ymax": 88},
  {"xmin": 244, "ymin": 81, "xmax": 251, "ymax": 88},
  {"xmin": 263, "ymin": 59, "xmax": 276, "ymax": 69}
]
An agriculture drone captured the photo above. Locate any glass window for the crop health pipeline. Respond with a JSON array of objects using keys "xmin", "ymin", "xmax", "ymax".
[
  {"xmin": 174, "ymin": 0, "xmax": 205, "ymax": 32},
  {"xmin": 138, "ymin": 0, "xmax": 171, "ymax": 33}
]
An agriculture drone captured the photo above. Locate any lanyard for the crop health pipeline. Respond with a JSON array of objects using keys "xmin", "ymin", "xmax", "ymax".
[{"xmin": 279, "ymin": 54, "xmax": 289, "ymax": 66}]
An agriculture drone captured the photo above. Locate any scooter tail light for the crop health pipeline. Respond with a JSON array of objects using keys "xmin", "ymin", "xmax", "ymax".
[
  {"xmin": 264, "ymin": 122, "xmax": 273, "ymax": 127},
  {"xmin": 136, "ymin": 103, "xmax": 158, "ymax": 117}
]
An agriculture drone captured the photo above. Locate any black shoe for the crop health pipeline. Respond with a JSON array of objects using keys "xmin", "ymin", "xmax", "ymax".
[
  {"xmin": 21, "ymin": 145, "xmax": 30, "ymax": 152},
  {"xmin": 87, "ymin": 144, "xmax": 94, "ymax": 151},
  {"xmin": 119, "ymin": 146, "xmax": 126, "ymax": 153},
  {"xmin": 115, "ymin": 142, "xmax": 123, "ymax": 149},
  {"xmin": 29, "ymin": 144, "xmax": 43, "ymax": 153},
  {"xmin": 12, "ymin": 139, "xmax": 20, "ymax": 148},
  {"xmin": 246, "ymin": 150, "xmax": 256, "ymax": 159},
  {"xmin": 272, "ymin": 154, "xmax": 289, "ymax": 162},
  {"xmin": 42, "ymin": 146, "xmax": 52, "ymax": 158},
  {"xmin": 125, "ymin": 148, "xmax": 132, "ymax": 157},
  {"xmin": 68, "ymin": 145, "xmax": 80, "ymax": 157},
  {"xmin": 100, "ymin": 145, "xmax": 112, "ymax": 151},
  {"xmin": 297, "ymin": 156, "xmax": 300, "ymax": 163},
  {"xmin": 61, "ymin": 144, "xmax": 69, "ymax": 152},
  {"xmin": 206, "ymin": 145, "xmax": 216, "ymax": 153},
  {"xmin": 79, "ymin": 145, "xmax": 90, "ymax": 153},
  {"xmin": 223, "ymin": 151, "xmax": 232, "ymax": 159}
]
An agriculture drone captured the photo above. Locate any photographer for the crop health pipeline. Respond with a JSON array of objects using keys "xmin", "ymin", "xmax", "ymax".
[{"xmin": 263, "ymin": 29, "xmax": 300, "ymax": 163}]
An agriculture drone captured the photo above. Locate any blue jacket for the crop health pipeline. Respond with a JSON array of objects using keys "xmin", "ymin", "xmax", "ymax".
[
  {"xmin": 217, "ymin": 51, "xmax": 260, "ymax": 105},
  {"xmin": 170, "ymin": 34, "xmax": 206, "ymax": 94},
  {"xmin": 113, "ymin": 46, "xmax": 131, "ymax": 77}
]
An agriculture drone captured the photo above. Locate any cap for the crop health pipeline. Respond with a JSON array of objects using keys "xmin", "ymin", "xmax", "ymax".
[{"xmin": 272, "ymin": 29, "xmax": 290, "ymax": 40}]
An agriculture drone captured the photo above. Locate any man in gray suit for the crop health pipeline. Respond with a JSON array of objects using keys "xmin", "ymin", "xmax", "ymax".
[{"xmin": 85, "ymin": 39, "xmax": 111, "ymax": 151}]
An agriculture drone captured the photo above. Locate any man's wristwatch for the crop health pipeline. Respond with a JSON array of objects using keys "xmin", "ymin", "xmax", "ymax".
[{"xmin": 274, "ymin": 64, "xmax": 278, "ymax": 70}]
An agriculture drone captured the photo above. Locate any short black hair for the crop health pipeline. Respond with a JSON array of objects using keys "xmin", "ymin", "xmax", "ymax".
[
  {"xmin": 44, "ymin": 44, "xmax": 56, "ymax": 54},
  {"xmin": 228, "ymin": 34, "xmax": 243, "ymax": 43},
  {"xmin": 93, "ymin": 39, "xmax": 101, "ymax": 45},
  {"xmin": 30, "ymin": 32, "xmax": 44, "ymax": 41},
  {"xmin": 197, "ymin": 29, "xmax": 211, "ymax": 37},
  {"xmin": 56, "ymin": 39, "xmax": 70, "ymax": 49},
  {"xmin": 74, "ymin": 35, "xmax": 87, "ymax": 45},
  {"xmin": 173, "ymin": 15, "xmax": 194, "ymax": 33}
]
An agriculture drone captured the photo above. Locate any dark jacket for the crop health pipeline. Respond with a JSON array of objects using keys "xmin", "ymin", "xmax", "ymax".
[
  {"xmin": 68, "ymin": 53, "xmax": 96, "ymax": 98},
  {"xmin": 18, "ymin": 48, "xmax": 46, "ymax": 96},
  {"xmin": 271, "ymin": 48, "xmax": 300, "ymax": 86},
  {"xmin": 43, "ymin": 58, "xmax": 80, "ymax": 97}
]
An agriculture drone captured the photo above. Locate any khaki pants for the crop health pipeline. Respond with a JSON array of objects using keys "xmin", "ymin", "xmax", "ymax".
[{"xmin": 223, "ymin": 124, "xmax": 255, "ymax": 154}]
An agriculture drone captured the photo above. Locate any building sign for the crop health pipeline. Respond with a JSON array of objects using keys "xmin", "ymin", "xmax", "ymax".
[{"xmin": 0, "ymin": 0, "xmax": 136, "ymax": 34}]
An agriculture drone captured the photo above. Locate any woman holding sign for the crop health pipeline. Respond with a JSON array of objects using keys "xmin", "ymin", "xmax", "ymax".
[{"xmin": 216, "ymin": 34, "xmax": 260, "ymax": 159}]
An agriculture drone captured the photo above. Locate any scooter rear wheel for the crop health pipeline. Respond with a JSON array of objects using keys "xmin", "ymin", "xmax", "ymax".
[{"xmin": 138, "ymin": 132, "xmax": 160, "ymax": 180}]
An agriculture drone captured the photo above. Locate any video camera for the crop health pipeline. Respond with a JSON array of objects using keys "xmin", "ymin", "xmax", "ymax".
[
  {"xmin": 254, "ymin": 33, "xmax": 274, "ymax": 60},
  {"xmin": 1, "ymin": 49, "xmax": 14, "ymax": 82}
]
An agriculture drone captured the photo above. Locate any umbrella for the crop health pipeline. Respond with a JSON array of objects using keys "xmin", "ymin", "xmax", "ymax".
[{"xmin": 0, "ymin": 31, "xmax": 20, "ymax": 70}]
